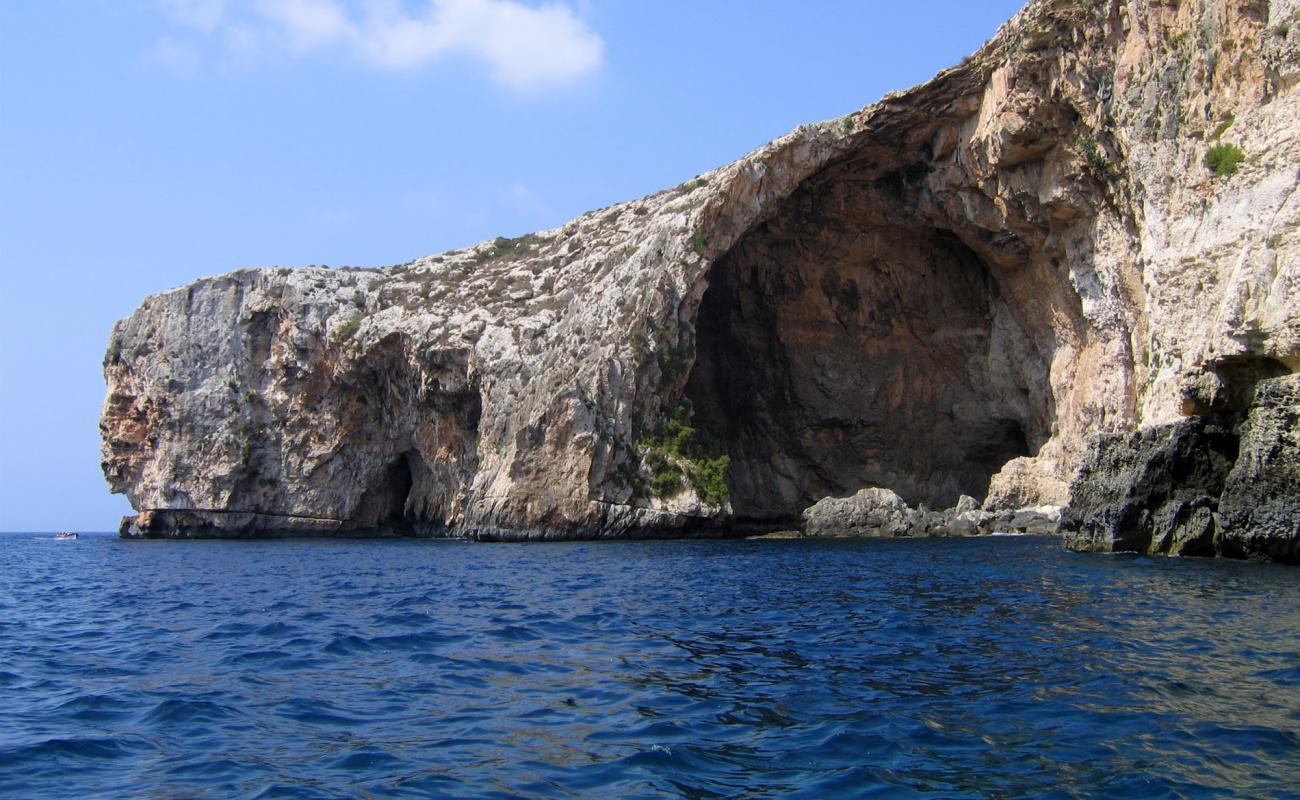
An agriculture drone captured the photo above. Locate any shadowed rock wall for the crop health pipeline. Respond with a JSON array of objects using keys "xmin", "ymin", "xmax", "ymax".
[{"xmin": 686, "ymin": 171, "xmax": 1054, "ymax": 520}]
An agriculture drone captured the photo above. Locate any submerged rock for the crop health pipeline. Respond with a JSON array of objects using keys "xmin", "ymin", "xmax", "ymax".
[{"xmin": 102, "ymin": 0, "xmax": 1300, "ymax": 556}]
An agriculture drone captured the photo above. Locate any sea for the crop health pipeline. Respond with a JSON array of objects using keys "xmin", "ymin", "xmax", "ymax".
[{"xmin": 0, "ymin": 532, "xmax": 1297, "ymax": 798}]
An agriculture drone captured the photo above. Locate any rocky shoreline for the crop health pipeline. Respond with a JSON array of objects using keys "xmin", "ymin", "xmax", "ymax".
[
  {"xmin": 102, "ymin": 0, "xmax": 1299, "ymax": 561},
  {"xmin": 800, "ymin": 489, "xmax": 1061, "ymax": 539},
  {"xmin": 1062, "ymin": 373, "xmax": 1299, "ymax": 562}
]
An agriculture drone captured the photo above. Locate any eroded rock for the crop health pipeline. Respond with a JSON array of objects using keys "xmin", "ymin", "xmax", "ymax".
[
  {"xmin": 1062, "ymin": 374, "xmax": 1300, "ymax": 565},
  {"xmin": 1061, "ymin": 418, "xmax": 1238, "ymax": 557},
  {"xmin": 102, "ymin": 0, "xmax": 1300, "ymax": 551},
  {"xmin": 803, "ymin": 488, "xmax": 1061, "ymax": 538},
  {"xmin": 1219, "ymin": 375, "xmax": 1300, "ymax": 562},
  {"xmin": 803, "ymin": 488, "xmax": 919, "ymax": 538}
]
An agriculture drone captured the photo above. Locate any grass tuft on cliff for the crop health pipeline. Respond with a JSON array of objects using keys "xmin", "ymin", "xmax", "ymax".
[
  {"xmin": 1204, "ymin": 143, "xmax": 1245, "ymax": 178},
  {"xmin": 1078, "ymin": 132, "xmax": 1116, "ymax": 181},
  {"xmin": 338, "ymin": 314, "xmax": 363, "ymax": 340}
]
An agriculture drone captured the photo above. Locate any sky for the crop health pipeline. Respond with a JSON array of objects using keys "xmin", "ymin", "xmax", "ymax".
[{"xmin": 0, "ymin": 0, "xmax": 1025, "ymax": 532}]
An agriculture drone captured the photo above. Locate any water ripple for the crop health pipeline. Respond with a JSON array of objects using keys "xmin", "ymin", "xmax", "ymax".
[{"xmin": 1, "ymin": 534, "xmax": 1298, "ymax": 797}]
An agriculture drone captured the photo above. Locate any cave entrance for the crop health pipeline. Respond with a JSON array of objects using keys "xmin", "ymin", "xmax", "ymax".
[
  {"xmin": 685, "ymin": 196, "xmax": 1052, "ymax": 526},
  {"xmin": 352, "ymin": 452, "xmax": 416, "ymax": 534}
]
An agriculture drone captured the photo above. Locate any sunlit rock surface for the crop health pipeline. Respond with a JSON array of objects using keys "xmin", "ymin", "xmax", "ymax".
[{"xmin": 103, "ymin": 0, "xmax": 1300, "ymax": 557}]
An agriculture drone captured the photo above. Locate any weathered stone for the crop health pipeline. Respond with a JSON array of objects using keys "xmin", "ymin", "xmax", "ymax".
[
  {"xmin": 1063, "ymin": 371, "xmax": 1300, "ymax": 564},
  {"xmin": 1061, "ymin": 418, "xmax": 1239, "ymax": 557},
  {"xmin": 101, "ymin": 0, "xmax": 1300, "ymax": 548},
  {"xmin": 1218, "ymin": 375, "xmax": 1300, "ymax": 562},
  {"xmin": 802, "ymin": 488, "xmax": 920, "ymax": 537},
  {"xmin": 989, "ymin": 506, "xmax": 1063, "ymax": 535},
  {"xmin": 802, "ymin": 488, "xmax": 1060, "ymax": 539}
]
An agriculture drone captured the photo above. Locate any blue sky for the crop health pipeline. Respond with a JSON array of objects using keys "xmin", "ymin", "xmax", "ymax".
[{"xmin": 0, "ymin": 0, "xmax": 1024, "ymax": 531}]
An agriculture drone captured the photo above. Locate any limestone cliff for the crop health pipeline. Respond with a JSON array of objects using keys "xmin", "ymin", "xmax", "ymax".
[{"xmin": 102, "ymin": 0, "xmax": 1300, "ymax": 555}]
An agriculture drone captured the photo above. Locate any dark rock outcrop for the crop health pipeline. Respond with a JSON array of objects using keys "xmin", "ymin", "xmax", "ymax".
[
  {"xmin": 1219, "ymin": 376, "xmax": 1300, "ymax": 561},
  {"xmin": 1062, "ymin": 375, "xmax": 1300, "ymax": 563},
  {"xmin": 1062, "ymin": 418, "xmax": 1238, "ymax": 557}
]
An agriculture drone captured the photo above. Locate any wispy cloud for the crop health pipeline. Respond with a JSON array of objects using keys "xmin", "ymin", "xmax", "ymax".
[
  {"xmin": 148, "ymin": 0, "xmax": 604, "ymax": 91},
  {"xmin": 157, "ymin": 0, "xmax": 229, "ymax": 33},
  {"xmin": 501, "ymin": 183, "xmax": 549, "ymax": 220},
  {"xmin": 145, "ymin": 35, "xmax": 202, "ymax": 76}
]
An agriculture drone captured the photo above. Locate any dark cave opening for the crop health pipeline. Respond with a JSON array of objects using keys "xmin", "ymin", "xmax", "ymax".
[
  {"xmin": 331, "ymin": 341, "xmax": 482, "ymax": 534},
  {"xmin": 685, "ymin": 181, "xmax": 1054, "ymax": 525},
  {"xmin": 352, "ymin": 452, "xmax": 416, "ymax": 534}
]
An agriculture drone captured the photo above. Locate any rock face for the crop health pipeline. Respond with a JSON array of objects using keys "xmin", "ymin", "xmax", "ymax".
[
  {"xmin": 1061, "ymin": 418, "xmax": 1239, "ymax": 556},
  {"xmin": 103, "ymin": 0, "xmax": 1300, "ymax": 555},
  {"xmin": 1063, "ymin": 374, "xmax": 1299, "ymax": 561},
  {"xmin": 1220, "ymin": 375, "xmax": 1300, "ymax": 560},
  {"xmin": 803, "ymin": 489, "xmax": 922, "ymax": 538}
]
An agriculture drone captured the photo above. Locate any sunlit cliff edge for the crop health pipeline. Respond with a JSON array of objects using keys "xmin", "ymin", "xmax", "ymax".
[{"xmin": 102, "ymin": 0, "xmax": 1300, "ymax": 560}]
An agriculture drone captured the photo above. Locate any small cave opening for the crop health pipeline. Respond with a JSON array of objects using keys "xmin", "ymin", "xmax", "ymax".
[
  {"xmin": 351, "ymin": 452, "xmax": 416, "ymax": 534},
  {"xmin": 332, "ymin": 342, "xmax": 483, "ymax": 535},
  {"xmin": 685, "ymin": 176, "xmax": 1055, "ymax": 526}
]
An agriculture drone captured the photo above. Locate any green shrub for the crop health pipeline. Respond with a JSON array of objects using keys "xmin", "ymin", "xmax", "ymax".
[
  {"xmin": 338, "ymin": 314, "xmax": 363, "ymax": 340},
  {"xmin": 691, "ymin": 233, "xmax": 708, "ymax": 257},
  {"xmin": 1078, "ymin": 132, "xmax": 1116, "ymax": 181},
  {"xmin": 637, "ymin": 402, "xmax": 730, "ymax": 505},
  {"xmin": 492, "ymin": 233, "xmax": 544, "ymax": 254},
  {"xmin": 643, "ymin": 448, "xmax": 685, "ymax": 497},
  {"xmin": 1268, "ymin": 234, "xmax": 1283, "ymax": 249},
  {"xmin": 687, "ymin": 455, "xmax": 731, "ymax": 507},
  {"xmin": 469, "ymin": 233, "xmax": 546, "ymax": 266},
  {"xmin": 1204, "ymin": 143, "xmax": 1245, "ymax": 177},
  {"xmin": 658, "ymin": 404, "xmax": 694, "ymax": 456}
]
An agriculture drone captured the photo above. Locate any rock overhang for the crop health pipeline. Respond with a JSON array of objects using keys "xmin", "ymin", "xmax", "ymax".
[{"xmin": 101, "ymin": 0, "xmax": 1300, "ymax": 556}]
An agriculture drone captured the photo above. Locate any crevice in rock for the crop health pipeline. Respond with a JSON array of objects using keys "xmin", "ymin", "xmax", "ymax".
[{"xmin": 324, "ymin": 340, "xmax": 481, "ymax": 535}]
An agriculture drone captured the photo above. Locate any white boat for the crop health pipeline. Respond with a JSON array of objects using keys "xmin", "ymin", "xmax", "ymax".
[{"xmin": 54, "ymin": 531, "xmax": 78, "ymax": 540}]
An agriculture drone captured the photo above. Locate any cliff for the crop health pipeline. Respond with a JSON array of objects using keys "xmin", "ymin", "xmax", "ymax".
[{"xmin": 102, "ymin": 0, "xmax": 1300, "ymax": 557}]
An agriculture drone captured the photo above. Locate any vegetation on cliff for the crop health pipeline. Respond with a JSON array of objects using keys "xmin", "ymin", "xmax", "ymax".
[{"xmin": 637, "ymin": 403, "xmax": 731, "ymax": 507}]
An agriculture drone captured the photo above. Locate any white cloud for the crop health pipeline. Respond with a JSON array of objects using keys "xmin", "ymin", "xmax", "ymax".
[
  {"xmin": 145, "ymin": 35, "xmax": 202, "ymax": 76},
  {"xmin": 254, "ymin": 0, "xmax": 352, "ymax": 50},
  {"xmin": 149, "ymin": 0, "xmax": 604, "ymax": 91},
  {"xmin": 156, "ymin": 0, "xmax": 229, "ymax": 33}
]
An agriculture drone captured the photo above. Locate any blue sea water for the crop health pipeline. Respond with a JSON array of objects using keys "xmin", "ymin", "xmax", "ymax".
[{"xmin": 0, "ymin": 533, "xmax": 1297, "ymax": 799}]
